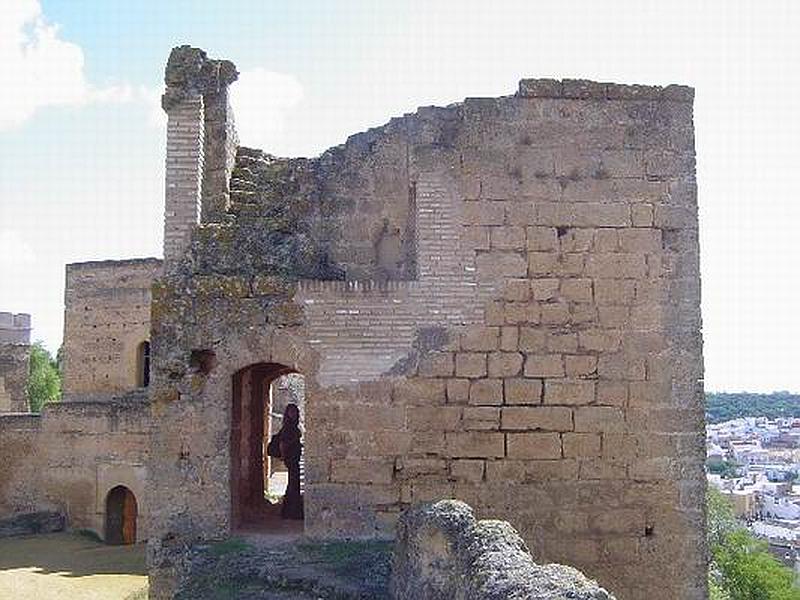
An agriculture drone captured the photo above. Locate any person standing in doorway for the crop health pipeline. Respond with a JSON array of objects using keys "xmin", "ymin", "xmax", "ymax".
[{"xmin": 279, "ymin": 403, "xmax": 304, "ymax": 520}]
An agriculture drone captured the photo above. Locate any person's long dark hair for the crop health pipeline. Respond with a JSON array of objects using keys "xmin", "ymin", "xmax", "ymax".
[{"xmin": 283, "ymin": 403, "xmax": 300, "ymax": 432}]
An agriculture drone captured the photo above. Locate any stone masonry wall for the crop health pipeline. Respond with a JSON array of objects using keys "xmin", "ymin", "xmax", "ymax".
[
  {"xmin": 62, "ymin": 258, "xmax": 162, "ymax": 400},
  {"xmin": 0, "ymin": 312, "xmax": 31, "ymax": 412},
  {"xmin": 148, "ymin": 47, "xmax": 703, "ymax": 600},
  {"xmin": 0, "ymin": 399, "xmax": 150, "ymax": 542}
]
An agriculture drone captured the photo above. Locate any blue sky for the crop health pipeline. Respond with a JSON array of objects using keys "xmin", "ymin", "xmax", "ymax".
[{"xmin": 1, "ymin": 0, "xmax": 799, "ymax": 392}]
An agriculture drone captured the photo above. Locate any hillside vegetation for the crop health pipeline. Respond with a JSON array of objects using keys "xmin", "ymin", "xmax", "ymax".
[{"xmin": 707, "ymin": 392, "xmax": 800, "ymax": 424}]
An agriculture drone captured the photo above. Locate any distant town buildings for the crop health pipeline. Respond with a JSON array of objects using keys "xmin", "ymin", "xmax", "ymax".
[{"xmin": 707, "ymin": 416, "xmax": 800, "ymax": 569}]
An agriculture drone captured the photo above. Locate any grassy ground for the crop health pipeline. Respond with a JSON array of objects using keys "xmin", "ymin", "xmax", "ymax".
[{"xmin": 0, "ymin": 532, "xmax": 147, "ymax": 600}]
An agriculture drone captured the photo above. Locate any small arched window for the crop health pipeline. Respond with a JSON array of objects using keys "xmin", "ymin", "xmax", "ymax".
[{"xmin": 136, "ymin": 341, "xmax": 151, "ymax": 388}]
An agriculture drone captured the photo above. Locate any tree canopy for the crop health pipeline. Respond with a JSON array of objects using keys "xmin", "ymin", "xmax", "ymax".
[
  {"xmin": 708, "ymin": 487, "xmax": 800, "ymax": 599},
  {"xmin": 27, "ymin": 342, "xmax": 61, "ymax": 412},
  {"xmin": 707, "ymin": 392, "xmax": 800, "ymax": 424}
]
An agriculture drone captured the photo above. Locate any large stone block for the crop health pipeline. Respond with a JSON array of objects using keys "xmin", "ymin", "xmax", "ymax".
[
  {"xmin": 506, "ymin": 432, "xmax": 562, "ymax": 459},
  {"xmin": 501, "ymin": 406, "xmax": 572, "ymax": 431},
  {"xmin": 445, "ymin": 432, "xmax": 505, "ymax": 458}
]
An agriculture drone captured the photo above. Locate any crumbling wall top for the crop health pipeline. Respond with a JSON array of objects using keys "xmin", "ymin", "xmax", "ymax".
[
  {"xmin": 162, "ymin": 45, "xmax": 239, "ymax": 111},
  {"xmin": 66, "ymin": 257, "xmax": 163, "ymax": 271},
  {"xmin": 517, "ymin": 77, "xmax": 694, "ymax": 102}
]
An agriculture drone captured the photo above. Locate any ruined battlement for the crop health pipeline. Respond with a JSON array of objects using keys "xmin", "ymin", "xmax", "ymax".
[
  {"xmin": 0, "ymin": 312, "xmax": 31, "ymax": 345},
  {"xmin": 66, "ymin": 257, "xmax": 162, "ymax": 271},
  {"xmin": 516, "ymin": 77, "xmax": 694, "ymax": 102}
]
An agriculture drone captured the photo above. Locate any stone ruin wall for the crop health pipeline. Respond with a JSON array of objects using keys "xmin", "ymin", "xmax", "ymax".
[
  {"xmin": 0, "ymin": 399, "xmax": 151, "ymax": 542},
  {"xmin": 62, "ymin": 258, "xmax": 162, "ymax": 401},
  {"xmin": 0, "ymin": 261, "xmax": 157, "ymax": 542},
  {"xmin": 0, "ymin": 312, "xmax": 31, "ymax": 413},
  {"xmin": 148, "ymin": 47, "xmax": 704, "ymax": 600}
]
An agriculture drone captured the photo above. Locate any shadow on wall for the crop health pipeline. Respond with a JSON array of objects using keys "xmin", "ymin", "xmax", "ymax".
[{"xmin": 0, "ymin": 531, "xmax": 146, "ymax": 577}]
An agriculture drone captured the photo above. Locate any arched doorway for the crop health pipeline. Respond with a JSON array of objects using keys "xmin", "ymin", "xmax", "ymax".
[
  {"xmin": 105, "ymin": 485, "xmax": 137, "ymax": 544},
  {"xmin": 230, "ymin": 363, "xmax": 305, "ymax": 530}
]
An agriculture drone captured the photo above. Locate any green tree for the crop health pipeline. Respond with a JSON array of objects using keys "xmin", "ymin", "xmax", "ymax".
[
  {"xmin": 709, "ymin": 460, "xmax": 741, "ymax": 479},
  {"xmin": 715, "ymin": 530, "xmax": 799, "ymax": 599},
  {"xmin": 708, "ymin": 487, "xmax": 800, "ymax": 599},
  {"xmin": 708, "ymin": 486, "xmax": 738, "ymax": 549},
  {"xmin": 27, "ymin": 342, "xmax": 61, "ymax": 412},
  {"xmin": 710, "ymin": 576, "xmax": 732, "ymax": 600}
]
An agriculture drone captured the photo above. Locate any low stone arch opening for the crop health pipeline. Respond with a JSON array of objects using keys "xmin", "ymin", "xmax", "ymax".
[
  {"xmin": 105, "ymin": 485, "xmax": 138, "ymax": 544},
  {"xmin": 231, "ymin": 362, "xmax": 306, "ymax": 531}
]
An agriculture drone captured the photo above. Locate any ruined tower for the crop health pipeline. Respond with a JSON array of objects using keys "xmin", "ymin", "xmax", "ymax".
[{"xmin": 146, "ymin": 48, "xmax": 704, "ymax": 599}]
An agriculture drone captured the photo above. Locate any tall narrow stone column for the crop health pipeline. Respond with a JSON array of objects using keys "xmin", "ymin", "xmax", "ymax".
[{"xmin": 161, "ymin": 46, "xmax": 238, "ymax": 265}]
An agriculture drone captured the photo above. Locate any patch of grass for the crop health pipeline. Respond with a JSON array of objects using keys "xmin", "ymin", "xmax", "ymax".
[
  {"xmin": 180, "ymin": 575, "xmax": 274, "ymax": 600},
  {"xmin": 75, "ymin": 528, "xmax": 103, "ymax": 543},
  {"xmin": 209, "ymin": 537, "xmax": 253, "ymax": 557},
  {"xmin": 298, "ymin": 540, "xmax": 393, "ymax": 568}
]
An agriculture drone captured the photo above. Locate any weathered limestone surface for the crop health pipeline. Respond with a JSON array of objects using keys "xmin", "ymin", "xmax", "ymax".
[
  {"xmin": 391, "ymin": 500, "xmax": 613, "ymax": 600},
  {"xmin": 62, "ymin": 258, "xmax": 161, "ymax": 400},
  {"xmin": 0, "ymin": 312, "xmax": 31, "ymax": 412},
  {"xmin": 145, "ymin": 48, "xmax": 703, "ymax": 600}
]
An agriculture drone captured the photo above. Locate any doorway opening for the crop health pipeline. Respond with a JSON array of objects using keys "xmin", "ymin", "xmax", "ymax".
[
  {"xmin": 105, "ymin": 485, "xmax": 137, "ymax": 544},
  {"xmin": 231, "ymin": 363, "xmax": 306, "ymax": 532}
]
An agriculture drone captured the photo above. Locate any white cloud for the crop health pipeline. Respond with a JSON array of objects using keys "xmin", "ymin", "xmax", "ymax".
[
  {"xmin": 0, "ymin": 0, "xmax": 132, "ymax": 131},
  {"xmin": 0, "ymin": 230, "xmax": 36, "ymax": 267},
  {"xmin": 230, "ymin": 68, "xmax": 304, "ymax": 154},
  {"xmin": 136, "ymin": 84, "xmax": 167, "ymax": 130}
]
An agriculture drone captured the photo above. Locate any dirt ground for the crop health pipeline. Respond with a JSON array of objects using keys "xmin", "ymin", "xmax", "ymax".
[{"xmin": 0, "ymin": 532, "xmax": 147, "ymax": 600}]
